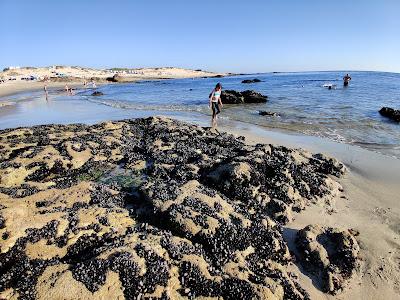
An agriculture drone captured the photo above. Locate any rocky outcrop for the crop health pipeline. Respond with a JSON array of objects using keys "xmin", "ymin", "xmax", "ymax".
[
  {"xmin": 105, "ymin": 74, "xmax": 134, "ymax": 83},
  {"xmin": 242, "ymin": 78, "xmax": 262, "ymax": 84},
  {"xmin": 106, "ymin": 74, "xmax": 121, "ymax": 82},
  {"xmin": 295, "ymin": 225, "xmax": 360, "ymax": 294},
  {"xmin": 221, "ymin": 90, "xmax": 267, "ymax": 104},
  {"xmin": 259, "ymin": 111, "xmax": 278, "ymax": 117},
  {"xmin": 0, "ymin": 117, "xmax": 348, "ymax": 299},
  {"xmin": 91, "ymin": 91, "xmax": 104, "ymax": 96},
  {"xmin": 379, "ymin": 107, "xmax": 400, "ymax": 122}
]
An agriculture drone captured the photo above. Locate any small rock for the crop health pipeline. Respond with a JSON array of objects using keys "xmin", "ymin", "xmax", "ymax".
[
  {"xmin": 259, "ymin": 110, "xmax": 278, "ymax": 117},
  {"xmin": 379, "ymin": 107, "xmax": 400, "ymax": 122},
  {"xmin": 221, "ymin": 90, "xmax": 267, "ymax": 104},
  {"xmin": 242, "ymin": 78, "xmax": 262, "ymax": 84}
]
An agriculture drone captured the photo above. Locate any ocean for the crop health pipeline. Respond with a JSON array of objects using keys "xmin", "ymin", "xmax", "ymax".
[{"xmin": 1, "ymin": 71, "xmax": 399, "ymax": 158}]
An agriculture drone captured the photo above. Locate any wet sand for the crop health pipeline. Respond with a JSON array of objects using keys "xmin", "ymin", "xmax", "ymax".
[{"xmin": 0, "ymin": 81, "xmax": 85, "ymax": 98}]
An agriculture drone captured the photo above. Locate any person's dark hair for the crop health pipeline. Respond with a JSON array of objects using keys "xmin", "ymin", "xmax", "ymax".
[{"xmin": 215, "ymin": 83, "xmax": 222, "ymax": 89}]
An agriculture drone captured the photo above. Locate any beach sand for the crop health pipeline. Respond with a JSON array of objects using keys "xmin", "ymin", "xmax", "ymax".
[
  {"xmin": 0, "ymin": 66, "xmax": 226, "ymax": 98},
  {"xmin": 0, "ymin": 81, "xmax": 85, "ymax": 98}
]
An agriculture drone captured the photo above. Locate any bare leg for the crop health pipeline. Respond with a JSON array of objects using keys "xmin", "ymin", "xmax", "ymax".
[{"xmin": 212, "ymin": 111, "xmax": 217, "ymax": 128}]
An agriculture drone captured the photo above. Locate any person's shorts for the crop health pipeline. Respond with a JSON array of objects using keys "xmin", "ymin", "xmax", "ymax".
[{"xmin": 212, "ymin": 102, "xmax": 220, "ymax": 115}]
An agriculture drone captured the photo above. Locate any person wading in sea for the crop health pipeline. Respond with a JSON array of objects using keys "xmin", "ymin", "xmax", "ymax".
[
  {"xmin": 44, "ymin": 84, "xmax": 48, "ymax": 101},
  {"xmin": 343, "ymin": 73, "xmax": 352, "ymax": 87},
  {"xmin": 209, "ymin": 83, "xmax": 223, "ymax": 127}
]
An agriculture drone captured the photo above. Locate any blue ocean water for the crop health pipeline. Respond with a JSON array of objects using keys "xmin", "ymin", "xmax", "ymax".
[
  {"xmin": 79, "ymin": 71, "xmax": 400, "ymax": 151},
  {"xmin": 1, "ymin": 71, "xmax": 399, "ymax": 157}
]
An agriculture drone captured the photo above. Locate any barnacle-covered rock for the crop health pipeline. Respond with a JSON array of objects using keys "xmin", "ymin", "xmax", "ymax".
[
  {"xmin": 295, "ymin": 225, "xmax": 360, "ymax": 294},
  {"xmin": 0, "ymin": 117, "xmax": 348, "ymax": 299}
]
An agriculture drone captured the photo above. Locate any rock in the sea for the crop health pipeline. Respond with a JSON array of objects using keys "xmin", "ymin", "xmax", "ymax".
[
  {"xmin": 242, "ymin": 78, "xmax": 262, "ymax": 84},
  {"xmin": 105, "ymin": 73, "xmax": 132, "ymax": 83},
  {"xmin": 221, "ymin": 90, "xmax": 267, "ymax": 104},
  {"xmin": 0, "ymin": 117, "xmax": 348, "ymax": 299},
  {"xmin": 91, "ymin": 91, "xmax": 104, "ymax": 96},
  {"xmin": 259, "ymin": 110, "xmax": 278, "ymax": 117},
  {"xmin": 295, "ymin": 225, "xmax": 360, "ymax": 294},
  {"xmin": 379, "ymin": 107, "xmax": 400, "ymax": 122}
]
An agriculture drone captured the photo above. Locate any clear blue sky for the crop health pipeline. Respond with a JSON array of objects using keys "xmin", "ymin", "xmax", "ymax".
[{"xmin": 0, "ymin": 0, "xmax": 399, "ymax": 73}]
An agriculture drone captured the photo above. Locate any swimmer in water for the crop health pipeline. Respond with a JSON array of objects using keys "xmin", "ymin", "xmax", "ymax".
[{"xmin": 343, "ymin": 73, "xmax": 352, "ymax": 87}]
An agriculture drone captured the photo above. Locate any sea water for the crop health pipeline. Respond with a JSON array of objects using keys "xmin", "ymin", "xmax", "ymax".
[{"xmin": 1, "ymin": 71, "xmax": 399, "ymax": 158}]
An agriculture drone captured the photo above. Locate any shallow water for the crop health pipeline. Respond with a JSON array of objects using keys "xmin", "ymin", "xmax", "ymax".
[{"xmin": 1, "ymin": 71, "xmax": 399, "ymax": 158}]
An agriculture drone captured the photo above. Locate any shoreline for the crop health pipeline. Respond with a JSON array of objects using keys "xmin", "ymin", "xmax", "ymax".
[
  {"xmin": 1, "ymin": 70, "xmax": 399, "ymax": 162},
  {"xmin": 0, "ymin": 66, "xmax": 228, "ymax": 98},
  {"xmin": 0, "ymin": 81, "xmax": 88, "ymax": 98},
  {"xmin": 0, "ymin": 85, "xmax": 399, "ymax": 161}
]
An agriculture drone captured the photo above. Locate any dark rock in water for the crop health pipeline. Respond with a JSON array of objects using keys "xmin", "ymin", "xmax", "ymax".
[
  {"xmin": 242, "ymin": 78, "xmax": 262, "ymax": 84},
  {"xmin": 379, "ymin": 107, "xmax": 400, "ymax": 122},
  {"xmin": 106, "ymin": 73, "xmax": 129, "ymax": 83},
  {"xmin": 259, "ymin": 110, "xmax": 278, "ymax": 117},
  {"xmin": 91, "ymin": 91, "xmax": 104, "ymax": 96},
  {"xmin": 221, "ymin": 90, "xmax": 267, "ymax": 104},
  {"xmin": 295, "ymin": 225, "xmax": 360, "ymax": 295},
  {"xmin": 0, "ymin": 117, "xmax": 349, "ymax": 299}
]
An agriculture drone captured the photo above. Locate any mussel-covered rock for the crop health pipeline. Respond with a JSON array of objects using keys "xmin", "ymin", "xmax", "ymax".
[
  {"xmin": 379, "ymin": 107, "xmax": 400, "ymax": 122},
  {"xmin": 0, "ymin": 117, "xmax": 349, "ymax": 299},
  {"xmin": 242, "ymin": 78, "xmax": 262, "ymax": 84},
  {"xmin": 295, "ymin": 225, "xmax": 360, "ymax": 294},
  {"xmin": 259, "ymin": 110, "xmax": 278, "ymax": 117},
  {"xmin": 221, "ymin": 90, "xmax": 267, "ymax": 104}
]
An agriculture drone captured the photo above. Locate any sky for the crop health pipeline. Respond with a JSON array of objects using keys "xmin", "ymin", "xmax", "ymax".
[{"xmin": 0, "ymin": 0, "xmax": 399, "ymax": 73}]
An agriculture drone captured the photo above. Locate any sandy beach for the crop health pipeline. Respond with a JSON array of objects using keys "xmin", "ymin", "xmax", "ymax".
[
  {"xmin": 0, "ymin": 67, "xmax": 399, "ymax": 300},
  {"xmin": 0, "ymin": 66, "xmax": 227, "ymax": 98},
  {"xmin": 2, "ymin": 0, "xmax": 399, "ymax": 298}
]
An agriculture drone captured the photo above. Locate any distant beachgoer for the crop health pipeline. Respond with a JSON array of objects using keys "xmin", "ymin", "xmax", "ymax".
[
  {"xmin": 44, "ymin": 84, "xmax": 48, "ymax": 100},
  {"xmin": 343, "ymin": 74, "xmax": 351, "ymax": 86},
  {"xmin": 83, "ymin": 80, "xmax": 87, "ymax": 88},
  {"xmin": 209, "ymin": 83, "xmax": 223, "ymax": 126},
  {"xmin": 65, "ymin": 84, "xmax": 73, "ymax": 95},
  {"xmin": 91, "ymin": 80, "xmax": 97, "ymax": 88}
]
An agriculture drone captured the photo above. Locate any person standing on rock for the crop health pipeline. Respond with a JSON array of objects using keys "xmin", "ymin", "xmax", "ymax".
[{"xmin": 209, "ymin": 83, "xmax": 223, "ymax": 126}]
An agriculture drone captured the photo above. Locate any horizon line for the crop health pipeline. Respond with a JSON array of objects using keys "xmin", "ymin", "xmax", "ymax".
[{"xmin": 1, "ymin": 65, "xmax": 399, "ymax": 75}]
